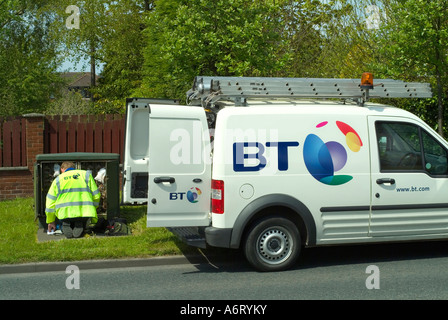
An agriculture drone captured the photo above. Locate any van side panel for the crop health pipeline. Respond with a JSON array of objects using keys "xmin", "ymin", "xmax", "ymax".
[
  {"xmin": 229, "ymin": 194, "xmax": 317, "ymax": 248},
  {"xmin": 212, "ymin": 105, "xmax": 371, "ymax": 245}
]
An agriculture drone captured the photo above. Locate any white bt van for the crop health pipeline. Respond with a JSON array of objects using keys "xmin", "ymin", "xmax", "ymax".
[{"xmin": 122, "ymin": 74, "xmax": 447, "ymax": 272}]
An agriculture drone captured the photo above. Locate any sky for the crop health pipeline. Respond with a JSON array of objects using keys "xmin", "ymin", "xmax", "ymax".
[
  {"xmin": 58, "ymin": 58, "xmax": 88, "ymax": 73},
  {"xmin": 58, "ymin": 56, "xmax": 104, "ymax": 74}
]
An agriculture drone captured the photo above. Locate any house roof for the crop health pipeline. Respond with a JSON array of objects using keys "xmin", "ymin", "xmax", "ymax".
[{"xmin": 61, "ymin": 72, "xmax": 99, "ymax": 88}]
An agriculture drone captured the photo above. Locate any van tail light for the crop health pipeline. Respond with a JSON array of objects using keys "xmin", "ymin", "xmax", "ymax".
[{"xmin": 211, "ymin": 179, "xmax": 224, "ymax": 214}]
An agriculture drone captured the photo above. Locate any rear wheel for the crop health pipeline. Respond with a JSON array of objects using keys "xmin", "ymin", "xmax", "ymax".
[{"xmin": 244, "ymin": 216, "xmax": 301, "ymax": 272}]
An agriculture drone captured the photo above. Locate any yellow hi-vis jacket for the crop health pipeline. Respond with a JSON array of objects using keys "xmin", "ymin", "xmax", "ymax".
[{"xmin": 45, "ymin": 169, "xmax": 101, "ymax": 224}]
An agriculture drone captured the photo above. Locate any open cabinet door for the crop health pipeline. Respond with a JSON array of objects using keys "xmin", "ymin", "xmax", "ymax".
[{"xmin": 146, "ymin": 105, "xmax": 211, "ymax": 227}]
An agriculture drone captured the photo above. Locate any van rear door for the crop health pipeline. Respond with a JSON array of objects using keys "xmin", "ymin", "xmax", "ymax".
[
  {"xmin": 146, "ymin": 104, "xmax": 211, "ymax": 227},
  {"xmin": 122, "ymin": 98, "xmax": 180, "ymax": 204}
]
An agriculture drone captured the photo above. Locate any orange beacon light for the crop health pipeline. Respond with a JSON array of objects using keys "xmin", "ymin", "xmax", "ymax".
[{"xmin": 360, "ymin": 72, "xmax": 374, "ymax": 90}]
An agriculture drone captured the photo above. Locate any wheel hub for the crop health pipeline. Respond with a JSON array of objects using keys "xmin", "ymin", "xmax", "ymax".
[{"xmin": 258, "ymin": 227, "xmax": 292, "ymax": 264}]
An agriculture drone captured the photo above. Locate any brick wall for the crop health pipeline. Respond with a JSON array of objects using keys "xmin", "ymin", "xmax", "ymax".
[
  {"xmin": 0, "ymin": 169, "xmax": 33, "ymax": 201},
  {"xmin": 25, "ymin": 114, "xmax": 45, "ymax": 171},
  {"xmin": 0, "ymin": 114, "xmax": 44, "ymax": 200}
]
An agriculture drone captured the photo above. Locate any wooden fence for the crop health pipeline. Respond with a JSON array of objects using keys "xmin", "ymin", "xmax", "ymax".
[
  {"xmin": 0, "ymin": 116, "xmax": 27, "ymax": 167},
  {"xmin": 0, "ymin": 114, "xmax": 126, "ymax": 168},
  {"xmin": 43, "ymin": 114, "xmax": 125, "ymax": 160}
]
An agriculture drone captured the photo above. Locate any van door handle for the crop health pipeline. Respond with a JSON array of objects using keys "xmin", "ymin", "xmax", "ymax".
[
  {"xmin": 376, "ymin": 178, "xmax": 395, "ymax": 185},
  {"xmin": 154, "ymin": 176, "xmax": 175, "ymax": 184}
]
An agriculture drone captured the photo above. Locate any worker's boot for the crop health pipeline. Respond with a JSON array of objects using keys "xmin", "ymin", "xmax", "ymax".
[
  {"xmin": 62, "ymin": 222, "xmax": 74, "ymax": 239},
  {"xmin": 72, "ymin": 220, "xmax": 84, "ymax": 238}
]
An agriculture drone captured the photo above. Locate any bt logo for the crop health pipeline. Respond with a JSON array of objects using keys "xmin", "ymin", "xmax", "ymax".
[
  {"xmin": 232, "ymin": 120, "xmax": 363, "ymax": 186},
  {"xmin": 303, "ymin": 121, "xmax": 363, "ymax": 185},
  {"xmin": 187, "ymin": 187, "xmax": 202, "ymax": 203},
  {"xmin": 170, "ymin": 187, "xmax": 202, "ymax": 203},
  {"xmin": 233, "ymin": 142, "xmax": 300, "ymax": 172},
  {"xmin": 63, "ymin": 173, "xmax": 80, "ymax": 181}
]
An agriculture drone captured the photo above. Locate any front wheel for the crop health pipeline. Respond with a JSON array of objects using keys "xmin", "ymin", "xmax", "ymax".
[{"xmin": 244, "ymin": 216, "xmax": 301, "ymax": 272}]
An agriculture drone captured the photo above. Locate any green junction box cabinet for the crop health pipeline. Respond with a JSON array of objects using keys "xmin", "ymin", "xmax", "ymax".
[{"xmin": 34, "ymin": 152, "xmax": 121, "ymax": 228}]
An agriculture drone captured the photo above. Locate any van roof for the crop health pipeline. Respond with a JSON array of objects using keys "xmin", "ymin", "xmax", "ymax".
[{"xmin": 217, "ymin": 99, "xmax": 420, "ymax": 120}]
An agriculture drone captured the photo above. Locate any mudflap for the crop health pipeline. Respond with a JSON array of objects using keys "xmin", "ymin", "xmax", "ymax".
[{"xmin": 167, "ymin": 227, "xmax": 207, "ymax": 249}]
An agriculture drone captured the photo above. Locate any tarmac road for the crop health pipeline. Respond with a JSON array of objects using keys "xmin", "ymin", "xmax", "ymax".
[{"xmin": 2, "ymin": 240, "xmax": 448, "ymax": 301}]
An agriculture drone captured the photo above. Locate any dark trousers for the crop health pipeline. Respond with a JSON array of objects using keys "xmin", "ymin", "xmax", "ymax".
[
  {"xmin": 60, "ymin": 217, "xmax": 89, "ymax": 228},
  {"xmin": 61, "ymin": 217, "xmax": 89, "ymax": 238}
]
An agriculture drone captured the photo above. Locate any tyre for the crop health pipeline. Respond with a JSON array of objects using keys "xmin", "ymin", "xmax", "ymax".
[{"xmin": 244, "ymin": 216, "xmax": 301, "ymax": 272}]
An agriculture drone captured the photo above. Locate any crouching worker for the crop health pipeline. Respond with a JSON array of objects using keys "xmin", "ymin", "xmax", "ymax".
[{"xmin": 45, "ymin": 161, "xmax": 100, "ymax": 238}]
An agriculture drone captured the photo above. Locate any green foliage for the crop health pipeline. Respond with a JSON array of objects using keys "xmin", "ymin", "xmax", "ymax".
[
  {"xmin": 47, "ymin": 0, "xmax": 109, "ymax": 85},
  {"xmin": 0, "ymin": 1, "xmax": 63, "ymax": 117},
  {"xmin": 45, "ymin": 91, "xmax": 93, "ymax": 115},
  {"xmin": 134, "ymin": 0, "xmax": 374, "ymax": 101},
  {"xmin": 43, "ymin": 0, "xmax": 151, "ymax": 114},
  {"xmin": 284, "ymin": 0, "xmax": 359, "ymax": 78},
  {"xmin": 135, "ymin": 0, "xmax": 291, "ymax": 101},
  {"xmin": 91, "ymin": 1, "xmax": 151, "ymax": 114},
  {"xmin": 0, "ymin": 0, "xmax": 446, "ymax": 137},
  {"xmin": 374, "ymin": 0, "xmax": 448, "ymax": 136},
  {"xmin": 377, "ymin": 0, "xmax": 448, "ymax": 79}
]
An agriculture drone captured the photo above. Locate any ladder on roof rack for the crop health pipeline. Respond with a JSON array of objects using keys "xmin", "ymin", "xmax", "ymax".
[{"xmin": 187, "ymin": 76, "xmax": 432, "ymax": 107}]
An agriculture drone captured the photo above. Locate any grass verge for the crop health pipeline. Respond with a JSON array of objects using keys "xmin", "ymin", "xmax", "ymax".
[{"xmin": 0, "ymin": 197, "xmax": 198, "ymax": 264}]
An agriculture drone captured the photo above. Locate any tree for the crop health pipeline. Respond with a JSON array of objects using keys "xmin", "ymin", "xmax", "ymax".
[
  {"xmin": 48, "ymin": 1, "xmax": 110, "ymax": 103},
  {"xmin": 377, "ymin": 0, "xmax": 448, "ymax": 136},
  {"xmin": 93, "ymin": 0, "xmax": 153, "ymax": 113},
  {"xmin": 136, "ymin": 0, "xmax": 290, "ymax": 101},
  {"xmin": 45, "ymin": 91, "xmax": 92, "ymax": 115},
  {"xmin": 282, "ymin": 0, "xmax": 359, "ymax": 78},
  {"xmin": 0, "ymin": 0, "xmax": 63, "ymax": 117},
  {"xmin": 45, "ymin": 1, "xmax": 152, "ymax": 113}
]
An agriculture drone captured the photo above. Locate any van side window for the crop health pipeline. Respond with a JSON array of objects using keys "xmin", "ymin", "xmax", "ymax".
[
  {"xmin": 376, "ymin": 122, "xmax": 422, "ymax": 171},
  {"xmin": 422, "ymin": 130, "xmax": 448, "ymax": 175},
  {"xmin": 376, "ymin": 121, "xmax": 448, "ymax": 175}
]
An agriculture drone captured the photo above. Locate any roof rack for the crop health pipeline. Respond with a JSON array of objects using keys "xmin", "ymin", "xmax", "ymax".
[{"xmin": 187, "ymin": 74, "xmax": 432, "ymax": 107}]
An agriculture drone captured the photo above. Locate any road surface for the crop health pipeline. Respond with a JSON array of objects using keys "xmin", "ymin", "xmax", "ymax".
[{"xmin": 1, "ymin": 240, "xmax": 448, "ymax": 303}]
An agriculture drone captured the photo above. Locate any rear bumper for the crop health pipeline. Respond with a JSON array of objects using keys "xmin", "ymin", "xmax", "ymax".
[
  {"xmin": 205, "ymin": 227, "xmax": 233, "ymax": 248},
  {"xmin": 167, "ymin": 227, "xmax": 206, "ymax": 249}
]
